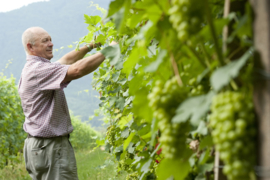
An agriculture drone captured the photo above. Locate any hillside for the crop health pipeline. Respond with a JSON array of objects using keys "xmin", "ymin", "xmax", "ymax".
[{"xmin": 0, "ymin": 0, "xmax": 110, "ymax": 128}]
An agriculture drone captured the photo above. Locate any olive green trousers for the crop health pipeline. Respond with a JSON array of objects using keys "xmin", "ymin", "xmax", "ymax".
[{"xmin": 23, "ymin": 135, "xmax": 79, "ymax": 180}]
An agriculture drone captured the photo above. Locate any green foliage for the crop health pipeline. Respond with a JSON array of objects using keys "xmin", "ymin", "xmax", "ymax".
[
  {"xmin": 0, "ymin": 73, "xmax": 26, "ymax": 168},
  {"xmin": 69, "ymin": 112, "xmax": 100, "ymax": 150},
  {"xmin": 78, "ymin": 1, "xmax": 255, "ymax": 180}
]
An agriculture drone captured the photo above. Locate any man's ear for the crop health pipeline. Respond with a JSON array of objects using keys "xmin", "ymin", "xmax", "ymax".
[{"xmin": 27, "ymin": 43, "xmax": 33, "ymax": 53}]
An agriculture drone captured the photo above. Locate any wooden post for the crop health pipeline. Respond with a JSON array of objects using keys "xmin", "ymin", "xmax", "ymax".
[
  {"xmin": 250, "ymin": 0, "xmax": 270, "ymax": 179},
  {"xmin": 214, "ymin": 152, "xmax": 227, "ymax": 180}
]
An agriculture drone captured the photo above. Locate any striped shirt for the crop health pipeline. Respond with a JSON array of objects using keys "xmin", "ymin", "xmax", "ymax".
[{"xmin": 18, "ymin": 55, "xmax": 73, "ymax": 137}]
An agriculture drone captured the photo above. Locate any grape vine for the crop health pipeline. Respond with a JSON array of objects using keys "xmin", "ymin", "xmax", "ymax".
[
  {"xmin": 77, "ymin": 0, "xmax": 255, "ymax": 179},
  {"xmin": 0, "ymin": 74, "xmax": 26, "ymax": 168}
]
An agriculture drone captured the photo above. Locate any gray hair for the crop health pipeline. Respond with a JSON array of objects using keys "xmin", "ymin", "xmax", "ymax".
[{"xmin": 22, "ymin": 27, "xmax": 45, "ymax": 54}]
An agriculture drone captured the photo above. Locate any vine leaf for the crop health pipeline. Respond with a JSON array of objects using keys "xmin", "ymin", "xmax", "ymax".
[
  {"xmin": 95, "ymin": 139, "xmax": 105, "ymax": 147},
  {"xmin": 118, "ymin": 78, "xmax": 127, "ymax": 85},
  {"xmin": 210, "ymin": 47, "xmax": 254, "ymax": 92},
  {"xmin": 116, "ymin": 97, "xmax": 125, "ymax": 111},
  {"xmin": 199, "ymin": 135, "xmax": 213, "ymax": 150},
  {"xmin": 96, "ymin": 34, "xmax": 106, "ymax": 45},
  {"xmin": 100, "ymin": 45, "xmax": 121, "ymax": 66},
  {"xmin": 112, "ymin": 71, "xmax": 121, "ymax": 82},
  {"xmin": 107, "ymin": 0, "xmax": 125, "ymax": 17},
  {"xmin": 129, "ymin": 75, "xmax": 143, "ymax": 95},
  {"xmin": 145, "ymin": 49, "xmax": 167, "ymax": 72},
  {"xmin": 118, "ymin": 114, "xmax": 133, "ymax": 129},
  {"xmin": 132, "ymin": 88, "xmax": 153, "ymax": 123},
  {"xmin": 123, "ymin": 47, "xmax": 140, "ymax": 77},
  {"xmin": 172, "ymin": 92, "xmax": 215, "ymax": 126},
  {"xmin": 141, "ymin": 159, "xmax": 152, "ymax": 173},
  {"xmin": 191, "ymin": 121, "xmax": 208, "ymax": 137},
  {"xmin": 124, "ymin": 132, "xmax": 136, "ymax": 150},
  {"xmin": 84, "ymin": 15, "xmax": 101, "ymax": 26},
  {"xmin": 156, "ymin": 159, "xmax": 190, "ymax": 180},
  {"xmin": 121, "ymin": 127, "xmax": 130, "ymax": 138},
  {"xmin": 109, "ymin": 96, "xmax": 117, "ymax": 107}
]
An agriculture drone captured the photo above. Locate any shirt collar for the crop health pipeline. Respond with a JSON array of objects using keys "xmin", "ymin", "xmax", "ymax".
[{"xmin": 26, "ymin": 55, "xmax": 51, "ymax": 63}]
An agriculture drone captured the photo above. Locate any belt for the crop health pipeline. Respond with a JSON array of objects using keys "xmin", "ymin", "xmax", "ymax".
[{"xmin": 27, "ymin": 134, "xmax": 70, "ymax": 139}]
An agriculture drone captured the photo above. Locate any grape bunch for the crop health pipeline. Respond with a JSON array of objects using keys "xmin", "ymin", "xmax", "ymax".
[
  {"xmin": 188, "ymin": 77, "xmax": 204, "ymax": 96},
  {"xmin": 168, "ymin": 0, "xmax": 204, "ymax": 41},
  {"xmin": 118, "ymin": 152, "xmax": 135, "ymax": 172},
  {"xmin": 210, "ymin": 91, "xmax": 256, "ymax": 180},
  {"xmin": 148, "ymin": 77, "xmax": 189, "ymax": 159},
  {"xmin": 126, "ymin": 172, "xmax": 139, "ymax": 180},
  {"xmin": 106, "ymin": 125, "xmax": 117, "ymax": 146}
]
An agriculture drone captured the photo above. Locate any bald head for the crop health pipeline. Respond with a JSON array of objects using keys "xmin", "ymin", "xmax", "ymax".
[
  {"xmin": 22, "ymin": 27, "xmax": 47, "ymax": 54},
  {"xmin": 22, "ymin": 27, "xmax": 54, "ymax": 59}
]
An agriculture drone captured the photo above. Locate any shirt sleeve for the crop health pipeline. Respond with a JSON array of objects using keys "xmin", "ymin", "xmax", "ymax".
[{"xmin": 36, "ymin": 61, "xmax": 71, "ymax": 91}]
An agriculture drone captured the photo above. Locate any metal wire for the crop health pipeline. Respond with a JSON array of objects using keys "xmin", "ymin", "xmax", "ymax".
[
  {"xmin": 214, "ymin": 165, "xmax": 270, "ymax": 177},
  {"xmin": 254, "ymin": 68, "xmax": 270, "ymax": 80}
]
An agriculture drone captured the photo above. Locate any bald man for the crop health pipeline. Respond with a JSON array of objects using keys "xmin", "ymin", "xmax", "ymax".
[{"xmin": 18, "ymin": 27, "xmax": 117, "ymax": 180}]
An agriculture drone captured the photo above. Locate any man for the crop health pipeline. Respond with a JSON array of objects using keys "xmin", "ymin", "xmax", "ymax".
[{"xmin": 18, "ymin": 27, "xmax": 117, "ymax": 180}]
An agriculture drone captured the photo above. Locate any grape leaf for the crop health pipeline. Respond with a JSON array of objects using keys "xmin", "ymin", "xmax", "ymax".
[
  {"xmin": 84, "ymin": 15, "xmax": 101, "ymax": 26},
  {"xmin": 124, "ymin": 132, "xmax": 136, "ymax": 150},
  {"xmin": 191, "ymin": 121, "xmax": 208, "ymax": 137},
  {"xmin": 123, "ymin": 48, "xmax": 140, "ymax": 77},
  {"xmin": 112, "ymin": 71, "xmax": 121, "ymax": 82},
  {"xmin": 172, "ymin": 92, "xmax": 215, "ymax": 125},
  {"xmin": 119, "ymin": 113, "xmax": 133, "ymax": 129},
  {"xmin": 210, "ymin": 47, "xmax": 254, "ymax": 92},
  {"xmin": 116, "ymin": 97, "xmax": 125, "ymax": 111},
  {"xmin": 96, "ymin": 34, "xmax": 106, "ymax": 45},
  {"xmin": 118, "ymin": 78, "xmax": 127, "ymax": 85},
  {"xmin": 107, "ymin": 0, "xmax": 125, "ymax": 17},
  {"xmin": 199, "ymin": 135, "xmax": 213, "ymax": 150},
  {"xmin": 121, "ymin": 127, "xmax": 130, "ymax": 138},
  {"xmin": 145, "ymin": 49, "xmax": 167, "ymax": 72},
  {"xmin": 100, "ymin": 45, "xmax": 121, "ymax": 66},
  {"xmin": 156, "ymin": 159, "xmax": 190, "ymax": 180}
]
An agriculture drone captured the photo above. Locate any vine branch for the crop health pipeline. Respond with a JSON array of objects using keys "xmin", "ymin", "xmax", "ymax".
[
  {"xmin": 186, "ymin": 45, "xmax": 208, "ymax": 68},
  {"xmin": 170, "ymin": 53, "xmax": 183, "ymax": 86},
  {"xmin": 204, "ymin": 0, "xmax": 225, "ymax": 66}
]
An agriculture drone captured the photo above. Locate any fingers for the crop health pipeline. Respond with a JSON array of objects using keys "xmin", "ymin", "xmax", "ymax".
[{"xmin": 109, "ymin": 41, "xmax": 118, "ymax": 46}]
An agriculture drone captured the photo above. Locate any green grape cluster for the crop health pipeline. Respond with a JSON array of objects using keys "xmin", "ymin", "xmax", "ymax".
[
  {"xmin": 119, "ymin": 159, "xmax": 130, "ymax": 171},
  {"xmin": 210, "ymin": 91, "xmax": 256, "ymax": 180},
  {"xmin": 106, "ymin": 125, "xmax": 116, "ymax": 146},
  {"xmin": 168, "ymin": 0, "xmax": 204, "ymax": 41},
  {"xmin": 188, "ymin": 77, "xmax": 204, "ymax": 96},
  {"xmin": 148, "ymin": 77, "xmax": 189, "ymax": 159},
  {"xmin": 118, "ymin": 152, "xmax": 135, "ymax": 172},
  {"xmin": 126, "ymin": 172, "xmax": 139, "ymax": 180}
]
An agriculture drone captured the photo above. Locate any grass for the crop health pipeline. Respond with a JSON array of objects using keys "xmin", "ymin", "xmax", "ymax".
[{"xmin": 0, "ymin": 148, "xmax": 127, "ymax": 180}]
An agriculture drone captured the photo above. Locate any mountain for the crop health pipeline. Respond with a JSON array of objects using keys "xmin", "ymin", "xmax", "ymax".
[{"xmin": 0, "ymin": 0, "xmax": 111, "ymax": 129}]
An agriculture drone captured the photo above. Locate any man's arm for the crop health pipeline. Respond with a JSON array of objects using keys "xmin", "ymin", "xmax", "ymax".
[
  {"xmin": 57, "ymin": 43, "xmax": 99, "ymax": 65},
  {"xmin": 62, "ymin": 41, "xmax": 118, "ymax": 83}
]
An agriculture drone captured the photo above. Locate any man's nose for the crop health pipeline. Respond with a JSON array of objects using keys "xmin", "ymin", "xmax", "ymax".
[{"xmin": 49, "ymin": 41, "xmax": 53, "ymax": 47}]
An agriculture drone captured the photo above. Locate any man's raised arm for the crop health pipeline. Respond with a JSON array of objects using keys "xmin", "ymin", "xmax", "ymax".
[
  {"xmin": 58, "ymin": 42, "xmax": 100, "ymax": 65},
  {"xmin": 62, "ymin": 41, "xmax": 118, "ymax": 83}
]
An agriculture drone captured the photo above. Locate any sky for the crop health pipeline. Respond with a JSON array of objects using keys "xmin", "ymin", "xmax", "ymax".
[{"xmin": 0, "ymin": 0, "xmax": 49, "ymax": 12}]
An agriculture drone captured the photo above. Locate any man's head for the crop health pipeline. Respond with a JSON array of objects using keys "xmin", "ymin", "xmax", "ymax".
[{"xmin": 22, "ymin": 27, "xmax": 54, "ymax": 60}]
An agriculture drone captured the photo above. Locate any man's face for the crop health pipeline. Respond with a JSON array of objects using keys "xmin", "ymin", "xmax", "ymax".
[{"xmin": 30, "ymin": 30, "xmax": 54, "ymax": 60}]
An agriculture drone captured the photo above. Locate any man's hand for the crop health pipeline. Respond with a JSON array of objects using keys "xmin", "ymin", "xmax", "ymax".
[
  {"xmin": 88, "ymin": 42, "xmax": 101, "ymax": 50},
  {"xmin": 109, "ymin": 41, "xmax": 118, "ymax": 46}
]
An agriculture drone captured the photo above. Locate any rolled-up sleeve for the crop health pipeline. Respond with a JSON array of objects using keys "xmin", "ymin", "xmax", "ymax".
[{"xmin": 36, "ymin": 62, "xmax": 70, "ymax": 90}]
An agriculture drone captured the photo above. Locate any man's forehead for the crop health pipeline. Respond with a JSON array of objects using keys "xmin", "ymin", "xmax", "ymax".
[{"xmin": 34, "ymin": 30, "xmax": 51, "ymax": 39}]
